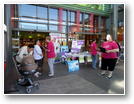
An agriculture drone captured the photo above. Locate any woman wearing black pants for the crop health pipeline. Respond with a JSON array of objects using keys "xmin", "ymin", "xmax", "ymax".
[{"xmin": 100, "ymin": 35, "xmax": 119, "ymax": 78}]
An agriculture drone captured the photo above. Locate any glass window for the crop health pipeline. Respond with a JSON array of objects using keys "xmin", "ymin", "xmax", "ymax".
[
  {"xmin": 19, "ymin": 22, "xmax": 36, "ymax": 30},
  {"xmin": 49, "ymin": 8, "xmax": 58, "ymax": 20},
  {"xmin": 84, "ymin": 13, "xmax": 89, "ymax": 25},
  {"xmin": 80, "ymin": 13, "xmax": 83, "ymax": 24},
  {"xmin": 84, "ymin": 14, "xmax": 89, "ymax": 20},
  {"xmin": 49, "ymin": 25, "xmax": 58, "ymax": 31},
  {"xmin": 70, "ymin": 12, "xmax": 75, "ymax": 22},
  {"xmin": 37, "ymin": 24, "xmax": 48, "ymax": 31},
  {"xmin": 19, "ymin": 4, "xmax": 36, "ymax": 17},
  {"xmin": 68, "ymin": 11, "xmax": 76, "ymax": 22},
  {"xmin": 37, "ymin": 6, "xmax": 48, "ymax": 19},
  {"xmin": 62, "ymin": 26, "xmax": 66, "ymax": 33},
  {"xmin": 63, "ymin": 10, "xmax": 67, "ymax": 21}
]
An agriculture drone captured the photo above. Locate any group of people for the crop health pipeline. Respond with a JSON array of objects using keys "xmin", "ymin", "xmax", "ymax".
[
  {"xmin": 16, "ymin": 36, "xmax": 56, "ymax": 77},
  {"xmin": 89, "ymin": 34, "xmax": 121, "ymax": 78},
  {"xmin": 16, "ymin": 34, "xmax": 122, "ymax": 79}
]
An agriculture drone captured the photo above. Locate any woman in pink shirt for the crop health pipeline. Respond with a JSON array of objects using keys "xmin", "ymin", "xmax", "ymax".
[
  {"xmin": 90, "ymin": 40, "xmax": 98, "ymax": 69},
  {"xmin": 100, "ymin": 35, "xmax": 119, "ymax": 78},
  {"xmin": 45, "ymin": 36, "xmax": 56, "ymax": 77}
]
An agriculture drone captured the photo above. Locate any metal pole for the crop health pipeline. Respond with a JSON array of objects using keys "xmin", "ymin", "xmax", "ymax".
[
  {"xmin": 113, "ymin": 4, "xmax": 118, "ymax": 40},
  {"xmin": 5, "ymin": 4, "xmax": 12, "ymax": 65},
  {"xmin": 4, "ymin": 4, "xmax": 19, "ymax": 93},
  {"xmin": 66, "ymin": 10, "xmax": 69, "ymax": 45}
]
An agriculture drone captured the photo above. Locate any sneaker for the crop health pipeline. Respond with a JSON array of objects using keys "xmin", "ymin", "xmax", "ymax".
[
  {"xmin": 34, "ymin": 72, "xmax": 42, "ymax": 78},
  {"xmin": 106, "ymin": 75, "xmax": 112, "ymax": 79},
  {"xmin": 107, "ymin": 71, "xmax": 113, "ymax": 79},
  {"xmin": 18, "ymin": 78, "xmax": 25, "ymax": 83},
  {"xmin": 101, "ymin": 70, "xmax": 106, "ymax": 75},
  {"xmin": 34, "ymin": 72, "xmax": 39, "ymax": 78},
  {"xmin": 48, "ymin": 74, "xmax": 54, "ymax": 77}
]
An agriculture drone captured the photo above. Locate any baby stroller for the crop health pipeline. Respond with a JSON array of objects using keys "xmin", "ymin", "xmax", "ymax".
[{"xmin": 14, "ymin": 55, "xmax": 40, "ymax": 94}]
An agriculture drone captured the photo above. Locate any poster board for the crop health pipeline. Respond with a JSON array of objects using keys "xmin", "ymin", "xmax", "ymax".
[{"xmin": 71, "ymin": 40, "xmax": 84, "ymax": 53}]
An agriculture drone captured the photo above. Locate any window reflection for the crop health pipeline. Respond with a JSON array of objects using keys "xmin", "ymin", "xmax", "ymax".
[
  {"xmin": 62, "ymin": 26, "xmax": 66, "ymax": 33},
  {"xmin": 49, "ymin": 25, "xmax": 58, "ymax": 31},
  {"xmin": 80, "ymin": 13, "xmax": 83, "ymax": 24},
  {"xmin": 18, "ymin": 4, "xmax": 49, "ymax": 31},
  {"xmin": 49, "ymin": 8, "xmax": 58, "ymax": 20},
  {"xmin": 63, "ymin": 10, "xmax": 67, "ymax": 21},
  {"xmin": 17, "ymin": 4, "xmax": 93, "ymax": 33},
  {"xmin": 68, "ymin": 11, "xmax": 75, "ymax": 22},
  {"xmin": 84, "ymin": 14, "xmax": 89, "ymax": 24},
  {"xmin": 71, "ymin": 12, "xmax": 75, "ymax": 22},
  {"xmin": 19, "ymin": 4, "xmax": 36, "ymax": 17},
  {"xmin": 68, "ymin": 11, "xmax": 76, "ymax": 33},
  {"xmin": 83, "ymin": 13, "xmax": 90, "ymax": 32},
  {"xmin": 19, "ymin": 22, "xmax": 37, "ymax": 30},
  {"xmin": 80, "ymin": 13, "xmax": 84, "ymax": 32},
  {"xmin": 37, "ymin": 6, "xmax": 47, "ymax": 19},
  {"xmin": 37, "ymin": 24, "xmax": 48, "ymax": 31}
]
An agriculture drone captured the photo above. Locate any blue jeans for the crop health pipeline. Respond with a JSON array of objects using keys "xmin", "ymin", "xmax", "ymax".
[{"xmin": 91, "ymin": 55, "xmax": 97, "ymax": 69}]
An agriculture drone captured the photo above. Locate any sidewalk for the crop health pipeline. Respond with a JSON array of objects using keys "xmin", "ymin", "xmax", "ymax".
[{"xmin": 9, "ymin": 60, "xmax": 124, "ymax": 94}]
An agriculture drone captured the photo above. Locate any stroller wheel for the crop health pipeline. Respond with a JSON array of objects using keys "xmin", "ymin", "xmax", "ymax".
[
  {"xmin": 26, "ymin": 88, "xmax": 32, "ymax": 94},
  {"xmin": 34, "ymin": 82, "xmax": 40, "ymax": 89}
]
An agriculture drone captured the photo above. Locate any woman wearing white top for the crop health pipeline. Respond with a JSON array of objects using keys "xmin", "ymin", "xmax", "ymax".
[{"xmin": 33, "ymin": 40, "xmax": 43, "ymax": 72}]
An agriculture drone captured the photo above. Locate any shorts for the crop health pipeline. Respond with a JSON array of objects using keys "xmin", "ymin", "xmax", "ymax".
[{"xmin": 101, "ymin": 58, "xmax": 117, "ymax": 71}]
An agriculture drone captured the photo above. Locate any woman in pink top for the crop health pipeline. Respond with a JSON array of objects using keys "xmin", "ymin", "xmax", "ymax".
[
  {"xmin": 90, "ymin": 39, "xmax": 97, "ymax": 69},
  {"xmin": 46, "ymin": 36, "xmax": 56, "ymax": 77},
  {"xmin": 100, "ymin": 35, "xmax": 119, "ymax": 78}
]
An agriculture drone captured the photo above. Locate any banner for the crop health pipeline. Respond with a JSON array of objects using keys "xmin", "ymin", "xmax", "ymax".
[{"xmin": 71, "ymin": 40, "xmax": 84, "ymax": 53}]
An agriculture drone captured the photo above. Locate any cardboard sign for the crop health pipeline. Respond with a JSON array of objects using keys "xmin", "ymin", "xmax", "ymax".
[{"xmin": 71, "ymin": 40, "xmax": 84, "ymax": 53}]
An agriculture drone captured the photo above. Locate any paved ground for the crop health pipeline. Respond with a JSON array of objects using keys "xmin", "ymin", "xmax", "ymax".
[{"xmin": 7, "ymin": 60, "xmax": 124, "ymax": 94}]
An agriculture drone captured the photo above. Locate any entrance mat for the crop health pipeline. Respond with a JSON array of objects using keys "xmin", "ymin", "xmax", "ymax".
[{"xmin": 32, "ymin": 74, "xmax": 107, "ymax": 94}]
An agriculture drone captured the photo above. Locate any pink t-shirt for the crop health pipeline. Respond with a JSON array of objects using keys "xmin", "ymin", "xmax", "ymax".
[
  {"xmin": 46, "ymin": 41, "xmax": 56, "ymax": 58},
  {"xmin": 90, "ymin": 42, "xmax": 97, "ymax": 55},
  {"xmin": 101, "ymin": 41, "xmax": 118, "ymax": 59}
]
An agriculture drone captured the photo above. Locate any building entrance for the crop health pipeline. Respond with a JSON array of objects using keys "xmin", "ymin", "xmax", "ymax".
[{"xmin": 12, "ymin": 30, "xmax": 49, "ymax": 54}]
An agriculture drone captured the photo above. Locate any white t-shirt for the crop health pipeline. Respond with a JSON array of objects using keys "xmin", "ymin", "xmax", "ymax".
[{"xmin": 33, "ymin": 45, "xmax": 43, "ymax": 60}]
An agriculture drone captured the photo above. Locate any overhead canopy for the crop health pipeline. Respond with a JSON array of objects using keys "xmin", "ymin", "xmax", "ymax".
[{"xmin": 46, "ymin": 4, "xmax": 112, "ymax": 16}]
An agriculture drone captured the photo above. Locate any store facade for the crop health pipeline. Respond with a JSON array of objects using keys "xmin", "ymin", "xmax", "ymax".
[{"xmin": 9, "ymin": 4, "xmax": 112, "ymax": 54}]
